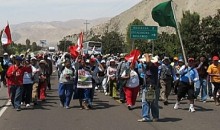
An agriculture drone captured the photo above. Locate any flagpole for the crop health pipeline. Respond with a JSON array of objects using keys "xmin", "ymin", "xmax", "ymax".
[
  {"xmin": 170, "ymin": 0, "xmax": 187, "ymax": 64},
  {"xmin": 171, "ymin": 0, "xmax": 192, "ymax": 84}
]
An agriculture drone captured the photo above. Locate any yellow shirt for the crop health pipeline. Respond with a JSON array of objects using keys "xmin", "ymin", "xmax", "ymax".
[{"xmin": 207, "ymin": 64, "xmax": 220, "ymax": 83}]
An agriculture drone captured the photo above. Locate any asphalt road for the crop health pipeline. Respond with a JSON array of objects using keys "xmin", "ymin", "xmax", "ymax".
[{"xmin": 0, "ymin": 72, "xmax": 220, "ymax": 130}]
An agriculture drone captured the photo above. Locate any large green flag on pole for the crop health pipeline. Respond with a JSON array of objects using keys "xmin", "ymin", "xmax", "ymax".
[{"xmin": 151, "ymin": 0, "xmax": 176, "ymax": 28}]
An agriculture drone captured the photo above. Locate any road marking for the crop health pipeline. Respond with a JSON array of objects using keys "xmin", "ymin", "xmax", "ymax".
[{"xmin": 0, "ymin": 100, "xmax": 11, "ymax": 117}]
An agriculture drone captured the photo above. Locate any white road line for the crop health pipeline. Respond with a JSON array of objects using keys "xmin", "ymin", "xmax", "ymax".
[{"xmin": 0, "ymin": 100, "xmax": 11, "ymax": 117}]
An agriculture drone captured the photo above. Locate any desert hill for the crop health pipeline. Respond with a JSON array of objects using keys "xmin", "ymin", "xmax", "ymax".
[{"xmin": 91, "ymin": 0, "xmax": 220, "ymax": 35}]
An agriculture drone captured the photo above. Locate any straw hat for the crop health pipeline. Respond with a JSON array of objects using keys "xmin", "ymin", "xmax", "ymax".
[{"xmin": 39, "ymin": 60, "xmax": 47, "ymax": 64}]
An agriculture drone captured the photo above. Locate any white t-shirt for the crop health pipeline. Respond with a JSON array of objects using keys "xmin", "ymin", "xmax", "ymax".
[{"xmin": 125, "ymin": 70, "xmax": 139, "ymax": 88}]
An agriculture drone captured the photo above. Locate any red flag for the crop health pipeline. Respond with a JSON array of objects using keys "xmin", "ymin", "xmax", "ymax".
[
  {"xmin": 125, "ymin": 49, "xmax": 141, "ymax": 66},
  {"xmin": 1, "ymin": 24, "xmax": 12, "ymax": 46},
  {"xmin": 76, "ymin": 32, "xmax": 83, "ymax": 52},
  {"xmin": 68, "ymin": 45, "xmax": 79, "ymax": 59}
]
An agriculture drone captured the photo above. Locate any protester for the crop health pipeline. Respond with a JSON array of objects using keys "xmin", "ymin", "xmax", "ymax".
[
  {"xmin": 173, "ymin": 58, "xmax": 185, "ymax": 95},
  {"xmin": 6, "ymin": 56, "xmax": 26, "ymax": 111},
  {"xmin": 207, "ymin": 56, "xmax": 220, "ymax": 106},
  {"xmin": 38, "ymin": 60, "xmax": 48, "ymax": 101},
  {"xmin": 106, "ymin": 59, "xmax": 117, "ymax": 98},
  {"xmin": 195, "ymin": 56, "xmax": 209, "ymax": 102},
  {"xmin": 158, "ymin": 57, "xmax": 176, "ymax": 105},
  {"xmin": 89, "ymin": 58, "xmax": 101, "ymax": 104},
  {"xmin": 95, "ymin": 59, "xmax": 106, "ymax": 91},
  {"xmin": 44, "ymin": 54, "xmax": 53, "ymax": 90},
  {"xmin": 138, "ymin": 54, "xmax": 160, "ymax": 122},
  {"xmin": 31, "ymin": 57, "xmax": 40, "ymax": 105},
  {"xmin": 22, "ymin": 59, "xmax": 33, "ymax": 107},
  {"xmin": 1, "ymin": 53, "xmax": 12, "ymax": 87},
  {"xmin": 122, "ymin": 62, "xmax": 140, "ymax": 110},
  {"xmin": 76, "ymin": 58, "xmax": 93, "ymax": 110},
  {"xmin": 116, "ymin": 57, "xmax": 129, "ymax": 103},
  {"xmin": 174, "ymin": 58, "xmax": 199, "ymax": 112},
  {"xmin": 0, "ymin": 62, "xmax": 3, "ymax": 88},
  {"xmin": 58, "ymin": 59, "xmax": 75, "ymax": 109}
]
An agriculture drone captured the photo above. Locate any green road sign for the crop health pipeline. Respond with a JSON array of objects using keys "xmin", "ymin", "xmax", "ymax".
[{"xmin": 130, "ymin": 25, "xmax": 158, "ymax": 40}]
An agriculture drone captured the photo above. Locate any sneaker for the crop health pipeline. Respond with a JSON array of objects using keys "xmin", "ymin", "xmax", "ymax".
[
  {"xmin": 88, "ymin": 104, "xmax": 93, "ymax": 109},
  {"xmin": 152, "ymin": 118, "xmax": 158, "ymax": 122},
  {"xmin": 104, "ymin": 92, "xmax": 108, "ymax": 96},
  {"xmin": 127, "ymin": 105, "xmax": 132, "ymax": 110},
  {"xmin": 203, "ymin": 100, "xmax": 206, "ymax": 103},
  {"xmin": 82, "ymin": 101, "xmax": 89, "ymax": 110},
  {"xmin": 33, "ymin": 102, "xmax": 38, "ymax": 106},
  {"xmin": 95, "ymin": 86, "xmax": 98, "ymax": 90},
  {"xmin": 21, "ymin": 102, "xmax": 24, "ymax": 105},
  {"xmin": 26, "ymin": 104, "xmax": 31, "ymax": 107},
  {"xmin": 65, "ymin": 106, "xmax": 70, "ymax": 109},
  {"xmin": 174, "ymin": 103, "xmax": 179, "ymax": 110},
  {"xmin": 138, "ymin": 118, "xmax": 151, "ymax": 122},
  {"xmin": 16, "ymin": 108, "xmax": 21, "ymax": 111},
  {"xmin": 189, "ymin": 107, "xmax": 196, "ymax": 112},
  {"xmin": 60, "ymin": 103, "xmax": 64, "ymax": 107},
  {"xmin": 116, "ymin": 99, "xmax": 124, "ymax": 104},
  {"xmin": 163, "ymin": 101, "xmax": 168, "ymax": 105}
]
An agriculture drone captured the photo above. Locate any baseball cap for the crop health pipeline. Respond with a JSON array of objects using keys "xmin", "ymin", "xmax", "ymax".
[
  {"xmin": 90, "ymin": 58, "xmax": 96, "ymax": 63},
  {"xmin": 15, "ymin": 56, "xmax": 23, "ymax": 61},
  {"xmin": 188, "ymin": 58, "xmax": 194, "ymax": 61},
  {"xmin": 3, "ymin": 53, "xmax": 8, "ymax": 56},
  {"xmin": 212, "ymin": 56, "xmax": 219, "ymax": 61},
  {"xmin": 101, "ymin": 60, "xmax": 106, "ymax": 63},
  {"xmin": 31, "ymin": 57, "xmax": 37, "ymax": 60},
  {"xmin": 110, "ymin": 59, "xmax": 115, "ymax": 62},
  {"xmin": 39, "ymin": 60, "xmax": 47, "ymax": 64},
  {"xmin": 178, "ymin": 59, "xmax": 184, "ymax": 62}
]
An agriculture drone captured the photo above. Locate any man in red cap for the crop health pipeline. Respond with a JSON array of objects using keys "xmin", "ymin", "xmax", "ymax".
[
  {"xmin": 174, "ymin": 57, "xmax": 199, "ymax": 112},
  {"xmin": 207, "ymin": 56, "xmax": 220, "ymax": 106}
]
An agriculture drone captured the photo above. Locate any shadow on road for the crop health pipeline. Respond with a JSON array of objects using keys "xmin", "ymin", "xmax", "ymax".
[
  {"xmin": 158, "ymin": 117, "xmax": 182, "ymax": 122},
  {"xmin": 92, "ymin": 100, "xmax": 119, "ymax": 110},
  {"xmin": 191, "ymin": 105, "xmax": 213, "ymax": 112}
]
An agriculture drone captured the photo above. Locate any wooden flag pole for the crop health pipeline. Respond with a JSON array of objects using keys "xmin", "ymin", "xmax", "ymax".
[
  {"xmin": 170, "ymin": 0, "xmax": 187, "ymax": 64},
  {"xmin": 171, "ymin": 0, "xmax": 193, "ymax": 84}
]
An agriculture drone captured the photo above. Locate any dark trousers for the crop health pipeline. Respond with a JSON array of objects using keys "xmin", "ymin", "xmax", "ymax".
[
  {"xmin": 47, "ymin": 76, "xmax": 51, "ymax": 90},
  {"xmin": 212, "ymin": 82, "xmax": 220, "ymax": 102},
  {"xmin": 118, "ymin": 80, "xmax": 126, "ymax": 101},
  {"xmin": 22, "ymin": 84, "xmax": 33, "ymax": 104}
]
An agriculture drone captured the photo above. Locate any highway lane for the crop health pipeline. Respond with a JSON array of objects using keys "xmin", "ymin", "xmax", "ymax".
[{"xmin": 0, "ymin": 73, "xmax": 220, "ymax": 130}]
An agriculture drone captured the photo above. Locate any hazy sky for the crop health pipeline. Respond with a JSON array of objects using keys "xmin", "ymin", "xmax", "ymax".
[{"xmin": 0, "ymin": 0, "xmax": 142, "ymax": 28}]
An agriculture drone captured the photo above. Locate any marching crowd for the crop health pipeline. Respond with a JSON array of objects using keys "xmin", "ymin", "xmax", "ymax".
[{"xmin": 0, "ymin": 51, "xmax": 220, "ymax": 122}]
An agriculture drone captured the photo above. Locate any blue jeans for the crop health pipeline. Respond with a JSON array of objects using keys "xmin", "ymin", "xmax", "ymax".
[
  {"xmin": 84, "ymin": 88, "xmax": 92, "ymax": 105},
  {"xmin": 58, "ymin": 83, "xmax": 74, "ymax": 107},
  {"xmin": 195, "ymin": 78, "xmax": 208, "ymax": 101},
  {"xmin": 10, "ymin": 85, "xmax": 24, "ymax": 109},
  {"xmin": 141, "ymin": 87, "xmax": 159, "ymax": 120}
]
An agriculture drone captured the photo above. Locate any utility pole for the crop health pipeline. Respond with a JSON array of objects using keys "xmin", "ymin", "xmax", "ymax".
[{"xmin": 84, "ymin": 20, "xmax": 90, "ymax": 41}]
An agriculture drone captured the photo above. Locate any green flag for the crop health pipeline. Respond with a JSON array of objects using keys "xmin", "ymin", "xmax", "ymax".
[{"xmin": 151, "ymin": 0, "xmax": 176, "ymax": 28}]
